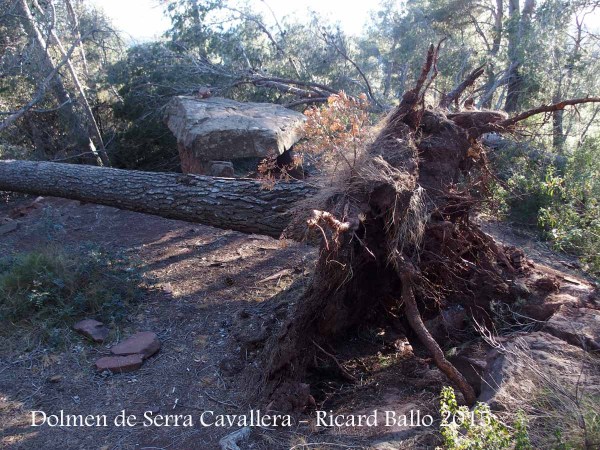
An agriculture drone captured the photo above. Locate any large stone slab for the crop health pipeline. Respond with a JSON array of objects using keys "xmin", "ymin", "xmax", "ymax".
[
  {"xmin": 480, "ymin": 332, "xmax": 599, "ymax": 408},
  {"xmin": 164, "ymin": 97, "xmax": 305, "ymax": 174},
  {"xmin": 96, "ymin": 355, "xmax": 143, "ymax": 373}
]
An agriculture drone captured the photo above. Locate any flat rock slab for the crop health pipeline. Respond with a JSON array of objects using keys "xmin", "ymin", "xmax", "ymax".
[
  {"xmin": 544, "ymin": 305, "xmax": 600, "ymax": 351},
  {"xmin": 96, "ymin": 354, "xmax": 143, "ymax": 373},
  {"xmin": 111, "ymin": 332, "xmax": 160, "ymax": 359},
  {"xmin": 164, "ymin": 96, "xmax": 305, "ymax": 174},
  {"xmin": 73, "ymin": 319, "xmax": 110, "ymax": 343},
  {"xmin": 480, "ymin": 332, "xmax": 598, "ymax": 408}
]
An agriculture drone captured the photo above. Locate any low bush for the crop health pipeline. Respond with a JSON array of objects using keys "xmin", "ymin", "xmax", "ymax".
[
  {"xmin": 438, "ymin": 386, "xmax": 531, "ymax": 450},
  {"xmin": 0, "ymin": 244, "xmax": 145, "ymax": 345}
]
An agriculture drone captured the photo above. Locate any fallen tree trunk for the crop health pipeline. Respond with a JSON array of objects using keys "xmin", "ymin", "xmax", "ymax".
[{"xmin": 0, "ymin": 160, "xmax": 316, "ymax": 237}]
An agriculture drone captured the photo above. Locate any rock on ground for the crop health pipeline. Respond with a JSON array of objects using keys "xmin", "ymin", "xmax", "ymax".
[
  {"xmin": 164, "ymin": 96, "xmax": 306, "ymax": 175},
  {"xmin": 480, "ymin": 331, "xmax": 599, "ymax": 409},
  {"xmin": 95, "ymin": 355, "xmax": 144, "ymax": 373},
  {"xmin": 544, "ymin": 305, "xmax": 600, "ymax": 351},
  {"xmin": 111, "ymin": 332, "xmax": 161, "ymax": 359},
  {"xmin": 73, "ymin": 319, "xmax": 110, "ymax": 343}
]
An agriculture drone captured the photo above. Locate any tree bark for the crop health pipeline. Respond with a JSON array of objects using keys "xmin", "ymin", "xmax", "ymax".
[
  {"xmin": 504, "ymin": 0, "xmax": 534, "ymax": 112},
  {"xmin": 0, "ymin": 160, "xmax": 316, "ymax": 237}
]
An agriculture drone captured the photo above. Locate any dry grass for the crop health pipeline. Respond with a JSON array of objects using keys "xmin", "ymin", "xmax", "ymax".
[{"xmin": 476, "ymin": 322, "xmax": 600, "ymax": 449}]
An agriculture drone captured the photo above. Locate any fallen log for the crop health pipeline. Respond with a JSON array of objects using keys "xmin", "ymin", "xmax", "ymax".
[{"xmin": 0, "ymin": 160, "xmax": 317, "ymax": 237}]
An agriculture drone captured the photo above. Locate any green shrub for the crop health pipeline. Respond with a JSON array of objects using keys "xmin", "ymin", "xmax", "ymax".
[
  {"xmin": 487, "ymin": 135, "xmax": 600, "ymax": 276},
  {"xmin": 486, "ymin": 139, "xmax": 555, "ymax": 226},
  {"xmin": 539, "ymin": 137, "xmax": 600, "ymax": 275},
  {"xmin": 438, "ymin": 386, "xmax": 531, "ymax": 450},
  {"xmin": 0, "ymin": 244, "xmax": 144, "ymax": 344}
]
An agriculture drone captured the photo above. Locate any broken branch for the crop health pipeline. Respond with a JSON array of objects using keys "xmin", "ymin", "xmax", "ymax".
[
  {"xmin": 499, "ymin": 97, "xmax": 600, "ymax": 128},
  {"xmin": 439, "ymin": 65, "xmax": 486, "ymax": 109}
]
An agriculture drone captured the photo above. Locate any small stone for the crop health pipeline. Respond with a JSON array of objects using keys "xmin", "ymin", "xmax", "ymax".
[
  {"xmin": 520, "ymin": 303, "xmax": 559, "ymax": 321},
  {"xmin": 95, "ymin": 355, "xmax": 144, "ymax": 373},
  {"xmin": 441, "ymin": 305, "xmax": 467, "ymax": 331},
  {"xmin": 111, "ymin": 332, "xmax": 160, "ymax": 359},
  {"xmin": 73, "ymin": 319, "xmax": 110, "ymax": 343},
  {"xmin": 161, "ymin": 283, "xmax": 174, "ymax": 295},
  {"xmin": 534, "ymin": 276, "xmax": 560, "ymax": 293},
  {"xmin": 48, "ymin": 375, "xmax": 63, "ymax": 383},
  {"xmin": 209, "ymin": 161, "xmax": 235, "ymax": 177}
]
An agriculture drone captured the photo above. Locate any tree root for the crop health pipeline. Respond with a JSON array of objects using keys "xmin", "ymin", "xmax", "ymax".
[
  {"xmin": 398, "ymin": 268, "xmax": 477, "ymax": 405},
  {"xmin": 312, "ymin": 339, "xmax": 357, "ymax": 383}
]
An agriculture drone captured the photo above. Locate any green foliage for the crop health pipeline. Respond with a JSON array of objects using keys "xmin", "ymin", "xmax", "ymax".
[
  {"xmin": 0, "ymin": 144, "xmax": 33, "ymax": 160},
  {"xmin": 539, "ymin": 137, "xmax": 600, "ymax": 274},
  {"xmin": 438, "ymin": 386, "xmax": 531, "ymax": 450},
  {"xmin": 0, "ymin": 244, "xmax": 144, "ymax": 344},
  {"xmin": 108, "ymin": 43, "xmax": 190, "ymax": 171},
  {"xmin": 486, "ymin": 139, "xmax": 556, "ymax": 225},
  {"xmin": 486, "ymin": 135, "xmax": 600, "ymax": 276}
]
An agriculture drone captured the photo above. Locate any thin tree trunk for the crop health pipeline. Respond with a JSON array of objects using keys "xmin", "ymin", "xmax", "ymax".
[
  {"xmin": 0, "ymin": 160, "xmax": 316, "ymax": 237},
  {"xmin": 505, "ymin": 0, "xmax": 535, "ymax": 112},
  {"xmin": 64, "ymin": 0, "xmax": 90, "ymax": 77},
  {"xmin": 552, "ymin": 108, "xmax": 565, "ymax": 154},
  {"xmin": 44, "ymin": 0, "xmax": 110, "ymax": 166},
  {"xmin": 15, "ymin": 0, "xmax": 99, "ymax": 164}
]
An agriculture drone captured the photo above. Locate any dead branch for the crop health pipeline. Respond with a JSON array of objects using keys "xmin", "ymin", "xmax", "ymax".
[
  {"xmin": 412, "ymin": 44, "xmax": 436, "ymax": 99},
  {"xmin": 499, "ymin": 97, "xmax": 600, "ymax": 128},
  {"xmin": 312, "ymin": 339, "xmax": 357, "ymax": 383},
  {"xmin": 320, "ymin": 30, "xmax": 384, "ymax": 110},
  {"xmin": 439, "ymin": 65, "xmax": 485, "ymax": 109},
  {"xmin": 284, "ymin": 97, "xmax": 329, "ymax": 108},
  {"xmin": 0, "ymin": 36, "xmax": 81, "ymax": 132},
  {"xmin": 255, "ymin": 76, "xmax": 338, "ymax": 95},
  {"xmin": 230, "ymin": 75, "xmax": 338, "ymax": 103},
  {"xmin": 219, "ymin": 427, "xmax": 251, "ymax": 450},
  {"xmin": 307, "ymin": 210, "xmax": 352, "ymax": 251}
]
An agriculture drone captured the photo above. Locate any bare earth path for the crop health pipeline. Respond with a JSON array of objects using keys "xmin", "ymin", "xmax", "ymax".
[{"xmin": 0, "ymin": 196, "xmax": 318, "ymax": 449}]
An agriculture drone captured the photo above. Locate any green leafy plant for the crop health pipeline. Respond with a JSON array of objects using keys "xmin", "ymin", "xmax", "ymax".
[
  {"xmin": 539, "ymin": 137, "xmax": 600, "ymax": 275},
  {"xmin": 438, "ymin": 386, "xmax": 531, "ymax": 450}
]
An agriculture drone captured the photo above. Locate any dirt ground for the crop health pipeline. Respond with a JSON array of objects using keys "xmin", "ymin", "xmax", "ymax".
[{"xmin": 0, "ymin": 196, "xmax": 595, "ymax": 450}]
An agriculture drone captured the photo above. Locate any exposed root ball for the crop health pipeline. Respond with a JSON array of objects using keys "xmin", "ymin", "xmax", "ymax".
[{"xmin": 253, "ymin": 49, "xmax": 527, "ymax": 411}]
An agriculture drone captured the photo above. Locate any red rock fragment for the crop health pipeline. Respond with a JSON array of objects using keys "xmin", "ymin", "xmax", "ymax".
[
  {"xmin": 95, "ymin": 354, "xmax": 143, "ymax": 373},
  {"xmin": 73, "ymin": 319, "xmax": 110, "ymax": 343},
  {"xmin": 111, "ymin": 332, "xmax": 160, "ymax": 359}
]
